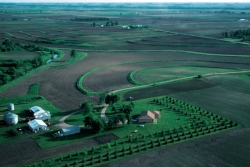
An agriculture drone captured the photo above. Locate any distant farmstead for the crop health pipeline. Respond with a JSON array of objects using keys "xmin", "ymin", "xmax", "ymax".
[
  {"xmin": 238, "ymin": 19, "xmax": 249, "ymax": 22},
  {"xmin": 137, "ymin": 110, "xmax": 161, "ymax": 123}
]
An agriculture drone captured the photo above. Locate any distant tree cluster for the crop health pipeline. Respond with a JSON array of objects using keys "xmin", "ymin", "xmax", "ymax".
[
  {"xmin": 222, "ymin": 28, "xmax": 250, "ymax": 41},
  {"xmin": 214, "ymin": 10, "xmax": 235, "ymax": 14},
  {"xmin": 71, "ymin": 17, "xmax": 109, "ymax": 22},
  {"xmin": 70, "ymin": 49, "xmax": 77, "ymax": 58},
  {"xmin": 105, "ymin": 21, "xmax": 118, "ymax": 26},
  {"xmin": 0, "ymin": 39, "xmax": 21, "ymax": 52}
]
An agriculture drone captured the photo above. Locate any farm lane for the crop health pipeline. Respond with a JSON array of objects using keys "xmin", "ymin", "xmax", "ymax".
[
  {"xmin": 55, "ymin": 109, "xmax": 83, "ymax": 128},
  {"xmin": 100, "ymin": 104, "xmax": 109, "ymax": 122}
]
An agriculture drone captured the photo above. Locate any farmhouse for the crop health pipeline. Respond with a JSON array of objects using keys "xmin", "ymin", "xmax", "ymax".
[
  {"xmin": 28, "ymin": 119, "xmax": 47, "ymax": 132},
  {"xmin": 137, "ymin": 110, "xmax": 161, "ymax": 123}
]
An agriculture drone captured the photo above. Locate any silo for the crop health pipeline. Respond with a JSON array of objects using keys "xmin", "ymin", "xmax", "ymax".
[
  {"xmin": 4, "ymin": 112, "xmax": 18, "ymax": 125},
  {"xmin": 7, "ymin": 103, "xmax": 14, "ymax": 111}
]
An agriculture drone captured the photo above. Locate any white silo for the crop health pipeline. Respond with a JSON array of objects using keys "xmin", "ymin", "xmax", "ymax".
[
  {"xmin": 7, "ymin": 103, "xmax": 14, "ymax": 111},
  {"xmin": 4, "ymin": 112, "xmax": 18, "ymax": 125}
]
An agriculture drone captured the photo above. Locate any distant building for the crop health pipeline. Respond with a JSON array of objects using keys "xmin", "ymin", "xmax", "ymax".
[
  {"xmin": 137, "ymin": 110, "xmax": 161, "ymax": 123},
  {"xmin": 28, "ymin": 119, "xmax": 47, "ymax": 132},
  {"xmin": 238, "ymin": 19, "xmax": 248, "ymax": 22}
]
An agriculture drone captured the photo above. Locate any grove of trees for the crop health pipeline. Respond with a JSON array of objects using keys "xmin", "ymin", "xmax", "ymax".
[{"xmin": 221, "ymin": 28, "xmax": 250, "ymax": 41}]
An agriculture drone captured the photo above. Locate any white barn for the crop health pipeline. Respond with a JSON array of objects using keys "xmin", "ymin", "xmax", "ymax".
[{"xmin": 28, "ymin": 119, "xmax": 47, "ymax": 132}]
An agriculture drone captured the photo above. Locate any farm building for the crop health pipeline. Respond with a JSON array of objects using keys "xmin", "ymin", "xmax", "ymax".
[
  {"xmin": 28, "ymin": 119, "xmax": 47, "ymax": 132},
  {"xmin": 4, "ymin": 112, "xmax": 18, "ymax": 125},
  {"xmin": 29, "ymin": 106, "xmax": 45, "ymax": 114},
  {"xmin": 238, "ymin": 19, "xmax": 248, "ymax": 22},
  {"xmin": 60, "ymin": 125, "xmax": 80, "ymax": 136},
  {"xmin": 34, "ymin": 111, "xmax": 51, "ymax": 121},
  {"xmin": 137, "ymin": 110, "xmax": 161, "ymax": 123}
]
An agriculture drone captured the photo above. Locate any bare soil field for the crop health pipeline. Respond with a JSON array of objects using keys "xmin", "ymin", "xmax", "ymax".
[{"xmin": 0, "ymin": 136, "xmax": 100, "ymax": 167}]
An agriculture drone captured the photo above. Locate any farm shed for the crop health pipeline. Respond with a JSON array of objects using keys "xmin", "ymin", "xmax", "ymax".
[
  {"xmin": 28, "ymin": 119, "xmax": 47, "ymax": 132},
  {"xmin": 29, "ymin": 106, "xmax": 45, "ymax": 114},
  {"xmin": 137, "ymin": 111, "xmax": 155, "ymax": 123},
  {"xmin": 4, "ymin": 112, "xmax": 18, "ymax": 125},
  {"xmin": 60, "ymin": 125, "xmax": 80, "ymax": 136},
  {"xmin": 34, "ymin": 111, "xmax": 51, "ymax": 121}
]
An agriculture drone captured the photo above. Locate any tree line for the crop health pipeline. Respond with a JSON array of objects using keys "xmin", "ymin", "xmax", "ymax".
[
  {"xmin": 71, "ymin": 17, "xmax": 109, "ymax": 22},
  {"xmin": 221, "ymin": 28, "xmax": 250, "ymax": 41}
]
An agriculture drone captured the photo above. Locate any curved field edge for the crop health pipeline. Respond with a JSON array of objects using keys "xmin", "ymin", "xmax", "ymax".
[
  {"xmin": 77, "ymin": 58, "xmax": 250, "ymax": 95},
  {"xmin": 0, "ymin": 48, "xmax": 64, "ymax": 93},
  {"xmin": 55, "ymin": 52, "xmax": 88, "ymax": 68},
  {"xmin": 128, "ymin": 65, "xmax": 246, "ymax": 85}
]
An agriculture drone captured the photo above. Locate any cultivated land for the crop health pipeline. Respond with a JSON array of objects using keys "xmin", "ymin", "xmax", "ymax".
[{"xmin": 0, "ymin": 2, "xmax": 250, "ymax": 167}]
